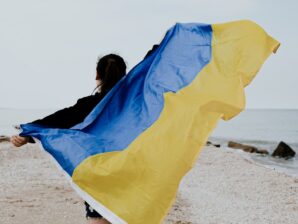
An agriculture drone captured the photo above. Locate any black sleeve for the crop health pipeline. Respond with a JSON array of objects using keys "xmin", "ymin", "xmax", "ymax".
[
  {"xmin": 144, "ymin": 44, "xmax": 160, "ymax": 59},
  {"xmin": 30, "ymin": 96, "xmax": 98, "ymax": 129},
  {"xmin": 26, "ymin": 95, "xmax": 99, "ymax": 143}
]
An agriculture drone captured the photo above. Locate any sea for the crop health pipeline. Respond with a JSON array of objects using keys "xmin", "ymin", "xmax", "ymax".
[
  {"xmin": 0, "ymin": 108, "xmax": 297, "ymax": 177},
  {"xmin": 210, "ymin": 109, "xmax": 298, "ymax": 177}
]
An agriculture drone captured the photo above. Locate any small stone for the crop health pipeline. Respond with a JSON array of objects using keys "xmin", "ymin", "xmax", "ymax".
[
  {"xmin": 206, "ymin": 141, "xmax": 221, "ymax": 148},
  {"xmin": 0, "ymin": 135, "xmax": 10, "ymax": 143},
  {"xmin": 228, "ymin": 141, "xmax": 258, "ymax": 153},
  {"xmin": 256, "ymin": 149, "xmax": 269, "ymax": 155}
]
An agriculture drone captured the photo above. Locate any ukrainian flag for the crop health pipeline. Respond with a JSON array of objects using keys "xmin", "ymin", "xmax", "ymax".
[{"xmin": 20, "ymin": 20, "xmax": 279, "ymax": 223}]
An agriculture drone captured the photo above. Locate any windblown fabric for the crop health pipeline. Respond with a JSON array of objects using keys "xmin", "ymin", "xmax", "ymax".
[{"xmin": 20, "ymin": 20, "xmax": 279, "ymax": 224}]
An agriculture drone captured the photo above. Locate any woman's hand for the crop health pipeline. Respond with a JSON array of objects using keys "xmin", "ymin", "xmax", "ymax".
[{"xmin": 10, "ymin": 135, "xmax": 29, "ymax": 147}]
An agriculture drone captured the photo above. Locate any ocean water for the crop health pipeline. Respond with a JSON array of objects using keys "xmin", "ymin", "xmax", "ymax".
[
  {"xmin": 210, "ymin": 109, "xmax": 298, "ymax": 177},
  {"xmin": 0, "ymin": 108, "xmax": 297, "ymax": 176}
]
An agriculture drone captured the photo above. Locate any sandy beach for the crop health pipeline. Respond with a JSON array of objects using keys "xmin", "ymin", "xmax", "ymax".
[{"xmin": 0, "ymin": 142, "xmax": 297, "ymax": 224}]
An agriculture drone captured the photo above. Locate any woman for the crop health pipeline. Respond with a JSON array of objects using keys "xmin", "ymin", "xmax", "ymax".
[{"xmin": 11, "ymin": 53, "xmax": 127, "ymax": 224}]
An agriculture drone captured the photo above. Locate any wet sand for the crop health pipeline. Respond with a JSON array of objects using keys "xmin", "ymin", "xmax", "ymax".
[{"xmin": 0, "ymin": 142, "xmax": 297, "ymax": 224}]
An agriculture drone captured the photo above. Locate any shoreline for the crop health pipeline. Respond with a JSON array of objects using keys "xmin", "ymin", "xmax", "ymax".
[
  {"xmin": 0, "ymin": 143, "xmax": 297, "ymax": 223},
  {"xmin": 209, "ymin": 136, "xmax": 298, "ymax": 178}
]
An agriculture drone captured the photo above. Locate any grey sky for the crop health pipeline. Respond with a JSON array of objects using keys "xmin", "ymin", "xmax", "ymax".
[{"xmin": 0, "ymin": 0, "xmax": 297, "ymax": 109}]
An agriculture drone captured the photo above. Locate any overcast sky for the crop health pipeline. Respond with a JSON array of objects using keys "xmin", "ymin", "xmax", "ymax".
[{"xmin": 0, "ymin": 0, "xmax": 297, "ymax": 109}]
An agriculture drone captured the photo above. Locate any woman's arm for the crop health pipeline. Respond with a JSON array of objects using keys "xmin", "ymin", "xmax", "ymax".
[
  {"xmin": 144, "ymin": 44, "xmax": 159, "ymax": 59},
  {"xmin": 11, "ymin": 94, "xmax": 102, "ymax": 147},
  {"xmin": 30, "ymin": 95, "xmax": 99, "ymax": 129}
]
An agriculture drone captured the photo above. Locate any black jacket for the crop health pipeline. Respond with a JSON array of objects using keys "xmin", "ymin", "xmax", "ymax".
[
  {"xmin": 27, "ymin": 92, "xmax": 105, "ymax": 143},
  {"xmin": 31, "ymin": 92, "xmax": 104, "ymax": 129}
]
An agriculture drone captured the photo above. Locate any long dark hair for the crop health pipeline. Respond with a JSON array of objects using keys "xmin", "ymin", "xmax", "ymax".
[{"xmin": 93, "ymin": 54, "xmax": 126, "ymax": 96}]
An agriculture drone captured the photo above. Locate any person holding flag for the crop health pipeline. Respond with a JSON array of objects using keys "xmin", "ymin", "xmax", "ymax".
[
  {"xmin": 11, "ymin": 20, "xmax": 279, "ymax": 224},
  {"xmin": 11, "ymin": 53, "xmax": 130, "ymax": 224}
]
